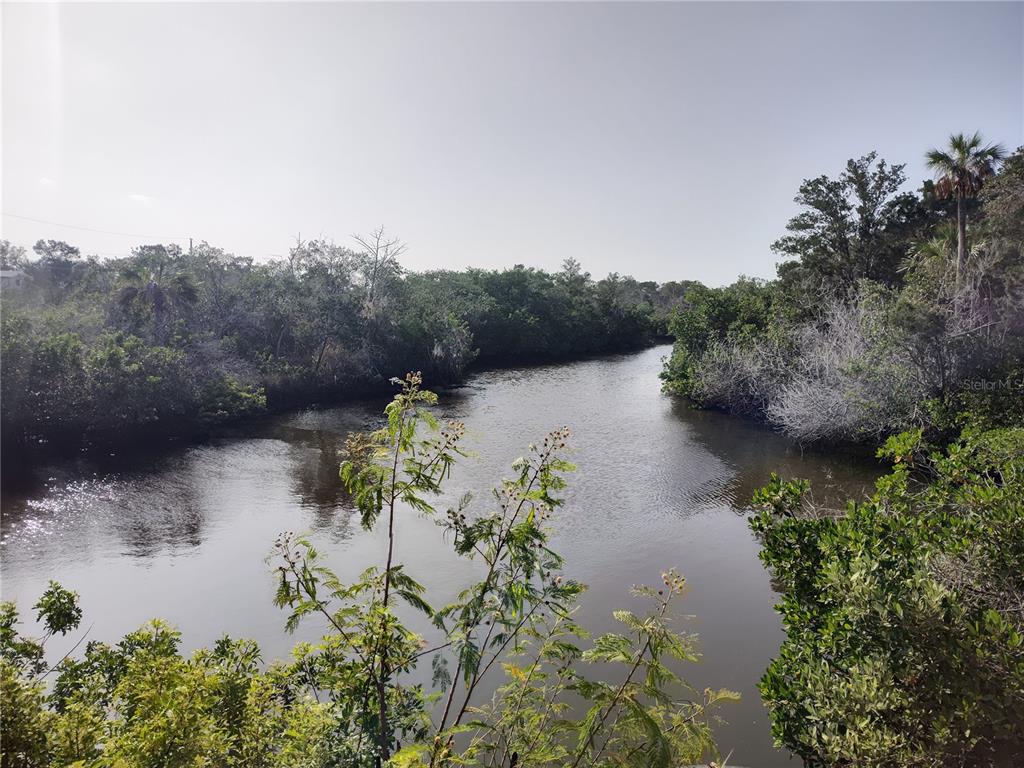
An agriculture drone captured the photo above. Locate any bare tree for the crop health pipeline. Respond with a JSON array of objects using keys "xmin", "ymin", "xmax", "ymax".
[{"xmin": 352, "ymin": 227, "xmax": 406, "ymax": 315}]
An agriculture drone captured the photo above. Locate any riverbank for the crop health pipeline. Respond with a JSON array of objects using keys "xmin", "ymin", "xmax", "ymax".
[{"xmin": 1, "ymin": 337, "xmax": 670, "ymax": 481}]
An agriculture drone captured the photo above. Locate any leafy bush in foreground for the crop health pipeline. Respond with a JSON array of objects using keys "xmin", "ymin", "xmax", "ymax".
[
  {"xmin": 0, "ymin": 376, "xmax": 735, "ymax": 768},
  {"xmin": 752, "ymin": 426, "xmax": 1024, "ymax": 766}
]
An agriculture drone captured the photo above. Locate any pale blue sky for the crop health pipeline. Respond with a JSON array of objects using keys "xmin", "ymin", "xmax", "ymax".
[{"xmin": 3, "ymin": 2, "xmax": 1022, "ymax": 284}]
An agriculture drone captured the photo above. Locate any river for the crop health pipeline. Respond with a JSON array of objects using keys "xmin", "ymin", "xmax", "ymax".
[{"xmin": 1, "ymin": 344, "xmax": 880, "ymax": 766}]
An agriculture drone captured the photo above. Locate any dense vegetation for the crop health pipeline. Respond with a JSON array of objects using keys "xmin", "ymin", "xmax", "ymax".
[
  {"xmin": 1, "ymin": 231, "xmax": 685, "ymax": 460},
  {"xmin": 1, "ymin": 377, "xmax": 737, "ymax": 767},
  {"xmin": 663, "ymin": 136, "xmax": 1024, "ymax": 445},
  {"xmin": 667, "ymin": 134, "xmax": 1024, "ymax": 765},
  {"xmin": 752, "ymin": 426, "xmax": 1024, "ymax": 766}
]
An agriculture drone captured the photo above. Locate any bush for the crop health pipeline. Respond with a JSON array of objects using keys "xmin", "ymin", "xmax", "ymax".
[
  {"xmin": 751, "ymin": 427, "xmax": 1024, "ymax": 766},
  {"xmin": 85, "ymin": 333, "xmax": 195, "ymax": 435},
  {"xmin": 198, "ymin": 374, "xmax": 268, "ymax": 424},
  {"xmin": 685, "ymin": 334, "xmax": 790, "ymax": 417},
  {"xmin": 660, "ymin": 278, "xmax": 776, "ymax": 400}
]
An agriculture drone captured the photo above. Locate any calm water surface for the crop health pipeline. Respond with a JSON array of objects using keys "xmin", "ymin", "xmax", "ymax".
[{"xmin": 1, "ymin": 345, "xmax": 879, "ymax": 766}]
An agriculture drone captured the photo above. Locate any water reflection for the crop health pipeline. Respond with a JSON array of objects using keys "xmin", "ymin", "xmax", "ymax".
[
  {"xmin": 673, "ymin": 400, "xmax": 880, "ymax": 511},
  {"xmin": 284, "ymin": 430, "xmax": 340, "ymax": 507},
  {"xmin": 112, "ymin": 477, "xmax": 206, "ymax": 557},
  {"xmin": 284, "ymin": 429, "xmax": 356, "ymax": 538}
]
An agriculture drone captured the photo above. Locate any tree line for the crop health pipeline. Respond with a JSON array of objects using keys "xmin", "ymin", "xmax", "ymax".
[{"xmin": 1, "ymin": 230, "xmax": 687, "ymax": 461}]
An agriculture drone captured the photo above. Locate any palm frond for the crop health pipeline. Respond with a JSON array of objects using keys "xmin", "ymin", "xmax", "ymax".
[
  {"xmin": 169, "ymin": 274, "xmax": 199, "ymax": 304},
  {"xmin": 116, "ymin": 285, "xmax": 139, "ymax": 308},
  {"xmin": 925, "ymin": 149, "xmax": 955, "ymax": 173}
]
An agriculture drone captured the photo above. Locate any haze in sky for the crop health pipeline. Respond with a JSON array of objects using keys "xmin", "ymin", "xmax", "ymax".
[{"xmin": 2, "ymin": 1, "xmax": 1022, "ymax": 285}]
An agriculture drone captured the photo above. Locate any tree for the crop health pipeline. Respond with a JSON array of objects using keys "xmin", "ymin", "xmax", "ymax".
[
  {"xmin": 0, "ymin": 240, "xmax": 29, "ymax": 270},
  {"xmin": 980, "ymin": 146, "xmax": 1024, "ymax": 245},
  {"xmin": 773, "ymin": 153, "xmax": 928, "ymax": 311},
  {"xmin": 184, "ymin": 241, "xmax": 253, "ymax": 338},
  {"xmin": 117, "ymin": 245, "xmax": 198, "ymax": 344},
  {"xmin": 30, "ymin": 239, "xmax": 84, "ymax": 303},
  {"xmin": 284, "ymin": 238, "xmax": 363, "ymax": 378},
  {"xmin": 352, "ymin": 227, "xmax": 406, "ymax": 318},
  {"xmin": 557, "ymin": 257, "xmax": 591, "ymax": 291},
  {"xmin": 32, "ymin": 239, "xmax": 80, "ymax": 263},
  {"xmin": 925, "ymin": 132, "xmax": 1006, "ymax": 284},
  {"xmin": 661, "ymin": 277, "xmax": 777, "ymax": 401},
  {"xmin": 752, "ymin": 426, "xmax": 1024, "ymax": 766}
]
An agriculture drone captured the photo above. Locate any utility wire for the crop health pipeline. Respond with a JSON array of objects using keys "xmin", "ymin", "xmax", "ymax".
[
  {"xmin": 1, "ymin": 211, "xmax": 186, "ymax": 241},
  {"xmin": 4, "ymin": 212, "xmax": 290, "ymax": 262}
]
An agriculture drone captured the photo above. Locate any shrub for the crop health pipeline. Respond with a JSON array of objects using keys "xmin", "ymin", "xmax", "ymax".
[
  {"xmin": 765, "ymin": 293, "xmax": 931, "ymax": 442},
  {"xmin": 198, "ymin": 374, "xmax": 268, "ymax": 424},
  {"xmin": 85, "ymin": 332, "xmax": 195, "ymax": 434},
  {"xmin": 751, "ymin": 426, "xmax": 1024, "ymax": 767},
  {"xmin": 685, "ymin": 334, "xmax": 790, "ymax": 418}
]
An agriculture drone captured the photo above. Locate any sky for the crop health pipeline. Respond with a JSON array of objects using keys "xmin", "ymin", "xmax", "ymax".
[{"xmin": 2, "ymin": 2, "xmax": 1022, "ymax": 286}]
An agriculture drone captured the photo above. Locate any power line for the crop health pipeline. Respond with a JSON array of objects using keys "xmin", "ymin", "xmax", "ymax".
[
  {"xmin": 1, "ymin": 212, "xmax": 186, "ymax": 241},
  {"xmin": 3, "ymin": 212, "xmax": 290, "ymax": 263}
]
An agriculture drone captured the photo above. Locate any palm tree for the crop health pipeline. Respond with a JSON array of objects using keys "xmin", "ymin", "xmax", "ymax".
[
  {"xmin": 118, "ymin": 261, "xmax": 198, "ymax": 344},
  {"xmin": 925, "ymin": 132, "xmax": 1005, "ymax": 284},
  {"xmin": 902, "ymin": 220, "xmax": 957, "ymax": 279}
]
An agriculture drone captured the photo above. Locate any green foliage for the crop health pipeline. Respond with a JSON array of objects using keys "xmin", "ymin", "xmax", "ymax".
[
  {"xmin": 1, "ymin": 379, "xmax": 731, "ymax": 768},
  {"xmin": 773, "ymin": 152, "xmax": 933, "ymax": 309},
  {"xmin": 750, "ymin": 474, "xmax": 810, "ymax": 518},
  {"xmin": 453, "ymin": 574, "xmax": 738, "ymax": 768},
  {"xmin": 85, "ymin": 333, "xmax": 193, "ymax": 434},
  {"xmin": 752, "ymin": 427, "xmax": 1024, "ymax": 766},
  {"xmin": 198, "ymin": 375, "xmax": 268, "ymax": 425},
  {"xmin": 32, "ymin": 582, "xmax": 82, "ymax": 639},
  {"xmin": 660, "ymin": 277, "xmax": 778, "ymax": 401},
  {"xmin": 0, "ymin": 610, "xmax": 334, "ymax": 768},
  {"xmin": 0, "ymin": 659, "xmax": 52, "ymax": 768}
]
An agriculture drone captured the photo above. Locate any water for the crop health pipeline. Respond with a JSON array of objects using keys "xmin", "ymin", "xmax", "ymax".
[{"xmin": 1, "ymin": 345, "xmax": 879, "ymax": 766}]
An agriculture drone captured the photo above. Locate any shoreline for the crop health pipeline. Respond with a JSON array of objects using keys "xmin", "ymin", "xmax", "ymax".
[{"xmin": 1, "ymin": 339, "xmax": 670, "ymax": 484}]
